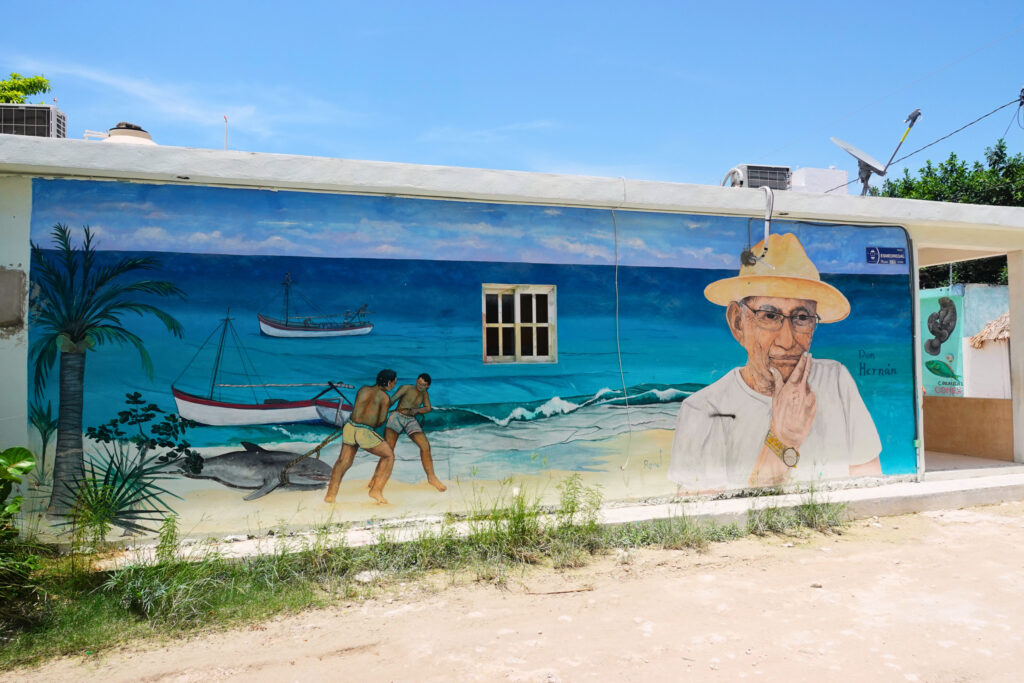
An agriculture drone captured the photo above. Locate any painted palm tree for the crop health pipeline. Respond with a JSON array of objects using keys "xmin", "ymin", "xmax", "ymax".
[
  {"xmin": 31, "ymin": 224, "xmax": 185, "ymax": 515},
  {"xmin": 28, "ymin": 399, "xmax": 57, "ymax": 472}
]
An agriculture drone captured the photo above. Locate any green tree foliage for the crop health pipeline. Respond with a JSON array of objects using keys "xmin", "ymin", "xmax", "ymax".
[
  {"xmin": 0, "ymin": 73, "xmax": 51, "ymax": 104},
  {"xmin": 877, "ymin": 139, "xmax": 1024, "ymax": 287},
  {"xmin": 0, "ymin": 447, "xmax": 35, "ymax": 517},
  {"xmin": 30, "ymin": 224, "xmax": 185, "ymax": 515}
]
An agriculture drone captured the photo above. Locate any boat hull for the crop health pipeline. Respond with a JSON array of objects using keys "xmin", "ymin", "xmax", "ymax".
[
  {"xmin": 257, "ymin": 314, "xmax": 373, "ymax": 338},
  {"xmin": 173, "ymin": 388, "xmax": 352, "ymax": 427},
  {"xmin": 315, "ymin": 403, "xmax": 352, "ymax": 427}
]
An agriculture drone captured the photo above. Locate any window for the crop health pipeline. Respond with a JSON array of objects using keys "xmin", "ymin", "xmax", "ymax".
[{"xmin": 482, "ymin": 284, "xmax": 557, "ymax": 363}]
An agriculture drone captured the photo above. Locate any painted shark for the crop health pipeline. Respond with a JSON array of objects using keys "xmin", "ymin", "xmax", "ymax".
[{"xmin": 182, "ymin": 442, "xmax": 332, "ymax": 501}]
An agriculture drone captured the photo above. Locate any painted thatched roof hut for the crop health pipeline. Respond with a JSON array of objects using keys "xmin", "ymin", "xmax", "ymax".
[{"xmin": 969, "ymin": 312, "xmax": 1010, "ymax": 349}]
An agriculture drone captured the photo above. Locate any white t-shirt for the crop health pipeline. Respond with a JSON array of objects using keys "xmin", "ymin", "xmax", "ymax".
[{"xmin": 669, "ymin": 359, "xmax": 881, "ymax": 492}]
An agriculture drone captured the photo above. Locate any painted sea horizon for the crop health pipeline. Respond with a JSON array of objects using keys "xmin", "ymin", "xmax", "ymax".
[{"xmin": 29, "ymin": 249, "xmax": 917, "ymax": 481}]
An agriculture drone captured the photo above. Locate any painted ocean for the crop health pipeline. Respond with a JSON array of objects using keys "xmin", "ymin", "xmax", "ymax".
[{"xmin": 29, "ymin": 250, "xmax": 917, "ymax": 481}]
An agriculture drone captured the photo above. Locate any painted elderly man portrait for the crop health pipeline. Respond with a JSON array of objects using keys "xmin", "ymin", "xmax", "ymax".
[{"xmin": 669, "ymin": 232, "xmax": 882, "ymax": 493}]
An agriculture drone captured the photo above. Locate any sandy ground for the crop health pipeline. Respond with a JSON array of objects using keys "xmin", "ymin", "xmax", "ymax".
[{"xmin": 7, "ymin": 501, "xmax": 1024, "ymax": 682}]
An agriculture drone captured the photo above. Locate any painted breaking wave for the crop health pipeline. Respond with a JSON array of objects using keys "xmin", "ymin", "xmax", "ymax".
[
  {"xmin": 422, "ymin": 382, "xmax": 705, "ymax": 433},
  {"xmin": 176, "ymin": 382, "xmax": 704, "ymax": 449}
]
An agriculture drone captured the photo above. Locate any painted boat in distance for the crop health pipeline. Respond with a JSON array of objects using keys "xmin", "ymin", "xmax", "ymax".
[
  {"xmin": 258, "ymin": 272, "xmax": 374, "ymax": 338},
  {"xmin": 256, "ymin": 313, "xmax": 373, "ymax": 338},
  {"xmin": 172, "ymin": 387, "xmax": 353, "ymax": 427}
]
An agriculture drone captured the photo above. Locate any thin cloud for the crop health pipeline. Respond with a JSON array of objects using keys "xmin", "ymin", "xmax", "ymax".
[
  {"xmin": 12, "ymin": 58, "xmax": 361, "ymax": 139},
  {"xmin": 419, "ymin": 120, "xmax": 558, "ymax": 145}
]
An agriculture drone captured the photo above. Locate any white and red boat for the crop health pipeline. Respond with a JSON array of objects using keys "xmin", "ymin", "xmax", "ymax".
[
  {"xmin": 172, "ymin": 312, "xmax": 354, "ymax": 427},
  {"xmin": 257, "ymin": 272, "xmax": 373, "ymax": 338},
  {"xmin": 172, "ymin": 387, "xmax": 352, "ymax": 427}
]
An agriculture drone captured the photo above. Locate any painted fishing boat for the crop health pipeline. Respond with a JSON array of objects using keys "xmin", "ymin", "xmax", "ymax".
[
  {"xmin": 171, "ymin": 313, "xmax": 354, "ymax": 426},
  {"xmin": 172, "ymin": 387, "xmax": 352, "ymax": 427},
  {"xmin": 257, "ymin": 272, "xmax": 373, "ymax": 338}
]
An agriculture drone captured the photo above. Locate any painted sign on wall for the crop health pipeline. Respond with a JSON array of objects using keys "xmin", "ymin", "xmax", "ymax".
[
  {"xmin": 920, "ymin": 288, "xmax": 964, "ymax": 397},
  {"xmin": 25, "ymin": 178, "xmax": 916, "ymax": 535}
]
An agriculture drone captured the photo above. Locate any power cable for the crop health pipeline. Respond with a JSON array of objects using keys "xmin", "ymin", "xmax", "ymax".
[
  {"xmin": 1002, "ymin": 104, "xmax": 1020, "ymax": 139},
  {"xmin": 889, "ymin": 99, "xmax": 1019, "ymax": 167},
  {"xmin": 824, "ymin": 97, "xmax": 1021, "ymax": 194},
  {"xmin": 609, "ymin": 206, "xmax": 635, "ymax": 472}
]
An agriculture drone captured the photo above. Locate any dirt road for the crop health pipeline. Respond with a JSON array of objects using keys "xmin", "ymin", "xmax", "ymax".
[{"xmin": 8, "ymin": 502, "xmax": 1024, "ymax": 682}]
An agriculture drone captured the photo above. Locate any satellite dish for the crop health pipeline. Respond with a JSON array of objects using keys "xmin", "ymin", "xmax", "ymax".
[
  {"xmin": 830, "ymin": 110, "xmax": 921, "ymax": 196},
  {"xmin": 831, "ymin": 136, "xmax": 886, "ymax": 195}
]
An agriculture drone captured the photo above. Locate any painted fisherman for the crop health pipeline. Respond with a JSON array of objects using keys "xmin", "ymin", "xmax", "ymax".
[
  {"xmin": 381, "ymin": 372, "xmax": 446, "ymax": 492},
  {"xmin": 668, "ymin": 233, "xmax": 882, "ymax": 493},
  {"xmin": 324, "ymin": 369, "xmax": 398, "ymax": 504}
]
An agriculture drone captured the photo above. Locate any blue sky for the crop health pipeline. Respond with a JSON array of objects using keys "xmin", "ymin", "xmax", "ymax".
[
  {"xmin": 31, "ymin": 179, "xmax": 910, "ymax": 274},
  {"xmin": 5, "ymin": 1, "xmax": 1023, "ymax": 190}
]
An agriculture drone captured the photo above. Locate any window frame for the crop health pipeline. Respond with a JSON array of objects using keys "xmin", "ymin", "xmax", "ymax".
[{"xmin": 481, "ymin": 283, "xmax": 557, "ymax": 364}]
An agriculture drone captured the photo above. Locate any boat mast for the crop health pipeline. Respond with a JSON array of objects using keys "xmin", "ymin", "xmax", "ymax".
[
  {"xmin": 209, "ymin": 310, "xmax": 232, "ymax": 399},
  {"xmin": 283, "ymin": 272, "xmax": 291, "ymax": 323}
]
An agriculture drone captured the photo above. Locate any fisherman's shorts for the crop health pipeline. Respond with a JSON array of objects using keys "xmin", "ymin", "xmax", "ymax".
[
  {"xmin": 386, "ymin": 411, "xmax": 424, "ymax": 436},
  {"xmin": 342, "ymin": 421, "xmax": 384, "ymax": 449}
]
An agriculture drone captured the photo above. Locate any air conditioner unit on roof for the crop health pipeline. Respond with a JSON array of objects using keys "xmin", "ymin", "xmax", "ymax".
[
  {"xmin": 726, "ymin": 164, "xmax": 791, "ymax": 191},
  {"xmin": 0, "ymin": 104, "xmax": 66, "ymax": 138}
]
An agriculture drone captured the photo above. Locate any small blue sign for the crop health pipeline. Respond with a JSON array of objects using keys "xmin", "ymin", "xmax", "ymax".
[{"xmin": 866, "ymin": 246, "xmax": 906, "ymax": 265}]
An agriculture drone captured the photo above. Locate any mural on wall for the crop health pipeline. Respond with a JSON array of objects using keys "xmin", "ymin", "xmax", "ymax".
[
  {"xmin": 25, "ymin": 178, "xmax": 917, "ymax": 534},
  {"xmin": 920, "ymin": 289, "xmax": 964, "ymax": 396},
  {"xmin": 669, "ymin": 233, "xmax": 882, "ymax": 492}
]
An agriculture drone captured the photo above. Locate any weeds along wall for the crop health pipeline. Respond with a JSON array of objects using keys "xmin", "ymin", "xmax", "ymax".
[{"xmin": 15, "ymin": 176, "xmax": 915, "ymax": 536}]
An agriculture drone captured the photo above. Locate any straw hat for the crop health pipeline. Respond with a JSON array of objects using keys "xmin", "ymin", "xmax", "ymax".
[{"xmin": 703, "ymin": 233, "xmax": 850, "ymax": 323}]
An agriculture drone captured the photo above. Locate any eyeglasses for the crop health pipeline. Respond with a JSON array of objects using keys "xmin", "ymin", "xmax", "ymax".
[{"xmin": 742, "ymin": 302, "xmax": 820, "ymax": 331}]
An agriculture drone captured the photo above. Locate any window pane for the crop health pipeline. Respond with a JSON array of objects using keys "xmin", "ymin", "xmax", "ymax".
[
  {"xmin": 521, "ymin": 326, "xmax": 534, "ymax": 356},
  {"xmin": 520, "ymin": 293, "xmax": 533, "ymax": 323},
  {"xmin": 486, "ymin": 327, "xmax": 499, "ymax": 356},
  {"xmin": 535, "ymin": 294, "xmax": 548, "ymax": 323},
  {"xmin": 501, "ymin": 327, "xmax": 515, "ymax": 356},
  {"xmin": 485, "ymin": 294, "xmax": 498, "ymax": 323},
  {"xmin": 501, "ymin": 294, "xmax": 515, "ymax": 323},
  {"xmin": 537, "ymin": 327, "xmax": 549, "ymax": 356}
]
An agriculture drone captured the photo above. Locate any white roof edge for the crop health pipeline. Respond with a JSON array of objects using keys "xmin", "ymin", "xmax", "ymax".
[{"xmin": 2, "ymin": 134, "xmax": 1024, "ymax": 235}]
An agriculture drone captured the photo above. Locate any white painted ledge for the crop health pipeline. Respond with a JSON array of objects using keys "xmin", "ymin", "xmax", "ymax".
[{"xmin": 3, "ymin": 135, "xmax": 1024, "ymax": 238}]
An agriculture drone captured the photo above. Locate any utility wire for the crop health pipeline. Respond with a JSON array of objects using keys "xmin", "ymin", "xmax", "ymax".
[
  {"xmin": 824, "ymin": 98, "xmax": 1021, "ymax": 194},
  {"xmin": 890, "ymin": 99, "xmax": 1019, "ymax": 167}
]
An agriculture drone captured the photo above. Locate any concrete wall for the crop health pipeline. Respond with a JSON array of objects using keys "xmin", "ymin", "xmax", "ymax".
[
  {"xmin": 923, "ymin": 395, "xmax": 1013, "ymax": 461},
  {"xmin": 964, "ymin": 284, "xmax": 1008, "ymax": 336},
  {"xmin": 963, "ymin": 339, "xmax": 1011, "ymax": 399},
  {"xmin": 0, "ymin": 176, "xmax": 31, "ymax": 450},
  {"xmin": 3, "ymin": 134, "xmax": 1024, "ymax": 526}
]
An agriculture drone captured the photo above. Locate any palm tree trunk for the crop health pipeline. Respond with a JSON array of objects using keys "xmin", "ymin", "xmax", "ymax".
[{"xmin": 47, "ymin": 350, "xmax": 86, "ymax": 516}]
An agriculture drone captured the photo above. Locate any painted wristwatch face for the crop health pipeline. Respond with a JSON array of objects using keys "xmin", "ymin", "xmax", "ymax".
[{"xmin": 782, "ymin": 448, "xmax": 799, "ymax": 467}]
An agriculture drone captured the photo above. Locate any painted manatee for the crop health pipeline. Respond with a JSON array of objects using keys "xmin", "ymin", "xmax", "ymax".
[{"xmin": 182, "ymin": 441, "xmax": 332, "ymax": 501}]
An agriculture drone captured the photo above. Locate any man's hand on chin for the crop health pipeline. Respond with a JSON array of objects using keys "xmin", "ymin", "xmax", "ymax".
[{"xmin": 769, "ymin": 352, "xmax": 816, "ymax": 448}]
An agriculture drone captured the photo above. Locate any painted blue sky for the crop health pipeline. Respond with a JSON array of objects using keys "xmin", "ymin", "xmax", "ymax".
[
  {"xmin": 3, "ymin": 2, "xmax": 1023, "ymax": 190},
  {"xmin": 31, "ymin": 179, "xmax": 909, "ymax": 274}
]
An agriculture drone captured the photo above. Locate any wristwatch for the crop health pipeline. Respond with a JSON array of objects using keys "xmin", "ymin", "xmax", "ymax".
[{"xmin": 764, "ymin": 430, "xmax": 800, "ymax": 468}]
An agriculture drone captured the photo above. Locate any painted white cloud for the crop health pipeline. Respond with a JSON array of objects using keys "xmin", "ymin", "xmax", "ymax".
[
  {"xmin": 538, "ymin": 236, "xmax": 614, "ymax": 262},
  {"xmin": 133, "ymin": 226, "xmax": 172, "ymax": 242}
]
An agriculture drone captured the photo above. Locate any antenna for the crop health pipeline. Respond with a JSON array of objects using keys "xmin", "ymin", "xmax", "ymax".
[
  {"xmin": 831, "ymin": 109, "xmax": 921, "ymax": 195},
  {"xmin": 831, "ymin": 137, "xmax": 887, "ymax": 196}
]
